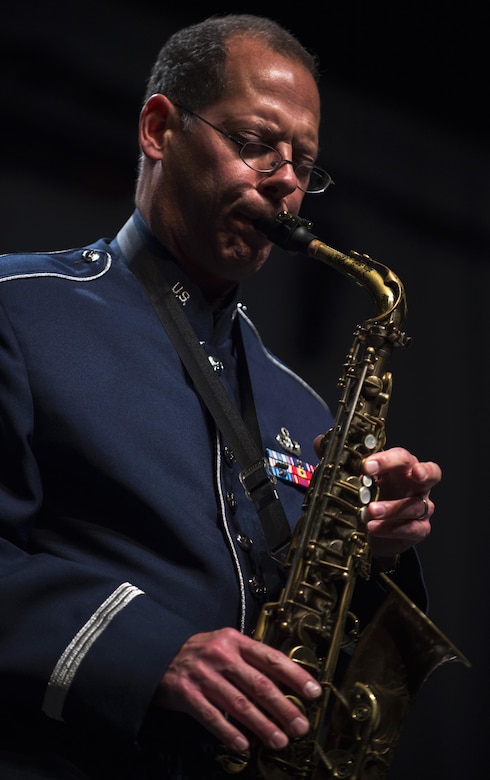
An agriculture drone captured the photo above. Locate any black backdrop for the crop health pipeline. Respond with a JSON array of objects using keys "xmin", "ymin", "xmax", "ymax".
[{"xmin": 1, "ymin": 2, "xmax": 488, "ymax": 777}]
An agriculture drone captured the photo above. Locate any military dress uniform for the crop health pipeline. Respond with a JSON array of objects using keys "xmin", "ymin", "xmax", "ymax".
[{"xmin": 0, "ymin": 210, "xmax": 426, "ymax": 778}]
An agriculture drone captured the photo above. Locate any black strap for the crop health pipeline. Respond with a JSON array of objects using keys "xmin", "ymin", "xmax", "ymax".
[{"xmin": 128, "ymin": 246, "xmax": 291, "ymax": 561}]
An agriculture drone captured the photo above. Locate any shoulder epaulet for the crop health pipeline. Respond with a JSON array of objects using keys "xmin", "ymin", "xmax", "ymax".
[{"xmin": 0, "ymin": 247, "xmax": 112, "ymax": 283}]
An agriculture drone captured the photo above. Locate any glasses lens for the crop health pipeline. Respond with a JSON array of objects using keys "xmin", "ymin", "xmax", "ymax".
[
  {"xmin": 240, "ymin": 142, "xmax": 282, "ymax": 172},
  {"xmin": 296, "ymin": 164, "xmax": 330, "ymax": 193},
  {"xmin": 240, "ymin": 142, "xmax": 332, "ymax": 194}
]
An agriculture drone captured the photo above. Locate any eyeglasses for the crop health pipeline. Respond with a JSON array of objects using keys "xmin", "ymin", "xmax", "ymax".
[{"xmin": 173, "ymin": 103, "xmax": 333, "ymax": 194}]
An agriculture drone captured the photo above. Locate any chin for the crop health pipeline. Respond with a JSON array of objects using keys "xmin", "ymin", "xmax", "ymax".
[
  {"xmin": 235, "ymin": 234, "xmax": 269, "ymax": 262},
  {"xmin": 231, "ymin": 249, "xmax": 269, "ymax": 280}
]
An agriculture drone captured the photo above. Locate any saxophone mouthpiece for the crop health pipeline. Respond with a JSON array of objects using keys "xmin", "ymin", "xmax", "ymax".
[{"xmin": 254, "ymin": 211, "xmax": 317, "ymax": 253}]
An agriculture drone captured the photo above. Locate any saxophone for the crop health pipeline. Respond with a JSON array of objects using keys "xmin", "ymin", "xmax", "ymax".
[{"xmin": 219, "ymin": 211, "xmax": 470, "ymax": 779}]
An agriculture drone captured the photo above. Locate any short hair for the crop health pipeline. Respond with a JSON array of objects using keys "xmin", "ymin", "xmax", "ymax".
[{"xmin": 143, "ymin": 14, "xmax": 320, "ymax": 110}]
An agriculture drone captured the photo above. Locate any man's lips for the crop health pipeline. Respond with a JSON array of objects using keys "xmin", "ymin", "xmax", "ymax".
[{"xmin": 230, "ymin": 212, "xmax": 272, "ymax": 243}]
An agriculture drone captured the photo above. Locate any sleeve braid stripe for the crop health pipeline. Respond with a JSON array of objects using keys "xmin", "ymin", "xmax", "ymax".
[{"xmin": 42, "ymin": 582, "xmax": 144, "ymax": 720}]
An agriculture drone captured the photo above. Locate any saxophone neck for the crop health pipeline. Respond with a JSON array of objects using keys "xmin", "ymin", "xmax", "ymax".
[
  {"xmin": 310, "ymin": 240, "xmax": 410, "ymax": 346},
  {"xmin": 255, "ymin": 210, "xmax": 410, "ymax": 347}
]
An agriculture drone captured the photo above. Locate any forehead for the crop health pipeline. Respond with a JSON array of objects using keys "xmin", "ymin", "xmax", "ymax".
[{"xmin": 219, "ymin": 37, "xmax": 320, "ymax": 138}]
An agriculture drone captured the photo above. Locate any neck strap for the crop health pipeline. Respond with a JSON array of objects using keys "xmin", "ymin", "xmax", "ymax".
[{"xmin": 118, "ymin": 222, "xmax": 290, "ymax": 562}]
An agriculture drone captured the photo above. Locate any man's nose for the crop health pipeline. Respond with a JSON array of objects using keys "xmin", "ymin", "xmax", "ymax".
[{"xmin": 258, "ymin": 159, "xmax": 299, "ymax": 195}]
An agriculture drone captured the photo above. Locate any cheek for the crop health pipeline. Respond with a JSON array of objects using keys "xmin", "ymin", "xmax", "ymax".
[
  {"xmin": 205, "ymin": 146, "xmax": 260, "ymax": 191},
  {"xmin": 210, "ymin": 163, "xmax": 247, "ymax": 196}
]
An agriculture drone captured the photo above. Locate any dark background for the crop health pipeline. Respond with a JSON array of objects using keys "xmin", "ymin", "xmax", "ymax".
[{"xmin": 1, "ymin": 1, "xmax": 488, "ymax": 777}]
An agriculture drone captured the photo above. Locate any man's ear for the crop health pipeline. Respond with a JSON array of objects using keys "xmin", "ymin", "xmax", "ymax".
[{"xmin": 139, "ymin": 93, "xmax": 174, "ymax": 160}]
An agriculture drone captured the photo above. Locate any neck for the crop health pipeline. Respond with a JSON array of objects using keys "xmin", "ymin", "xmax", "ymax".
[{"xmin": 182, "ymin": 263, "xmax": 238, "ymax": 312}]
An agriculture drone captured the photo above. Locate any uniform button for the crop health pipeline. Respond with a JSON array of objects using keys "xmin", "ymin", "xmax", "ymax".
[
  {"xmin": 236, "ymin": 533, "xmax": 253, "ymax": 551},
  {"xmin": 223, "ymin": 446, "xmax": 235, "ymax": 466},
  {"xmin": 82, "ymin": 249, "xmax": 102, "ymax": 263},
  {"xmin": 248, "ymin": 576, "xmax": 266, "ymax": 600},
  {"xmin": 226, "ymin": 491, "xmax": 237, "ymax": 513}
]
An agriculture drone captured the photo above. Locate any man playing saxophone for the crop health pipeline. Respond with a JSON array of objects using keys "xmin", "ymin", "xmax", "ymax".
[{"xmin": 0, "ymin": 13, "xmax": 443, "ymax": 780}]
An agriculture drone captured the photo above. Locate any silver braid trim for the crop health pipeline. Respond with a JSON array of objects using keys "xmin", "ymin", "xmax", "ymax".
[{"xmin": 42, "ymin": 582, "xmax": 144, "ymax": 720}]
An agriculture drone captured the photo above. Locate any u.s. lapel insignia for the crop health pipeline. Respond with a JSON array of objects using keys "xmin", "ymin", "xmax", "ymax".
[{"xmin": 275, "ymin": 427, "xmax": 301, "ymax": 456}]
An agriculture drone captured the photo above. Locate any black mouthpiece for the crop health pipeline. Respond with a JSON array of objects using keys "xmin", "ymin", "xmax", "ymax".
[{"xmin": 254, "ymin": 211, "xmax": 317, "ymax": 253}]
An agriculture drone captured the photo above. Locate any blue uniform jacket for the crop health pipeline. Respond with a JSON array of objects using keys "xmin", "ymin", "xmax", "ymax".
[{"xmin": 0, "ymin": 211, "xmax": 426, "ymax": 778}]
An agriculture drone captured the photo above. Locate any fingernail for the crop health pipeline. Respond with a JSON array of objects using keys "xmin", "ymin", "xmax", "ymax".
[
  {"xmin": 270, "ymin": 730, "xmax": 288, "ymax": 749},
  {"xmin": 290, "ymin": 716, "xmax": 310, "ymax": 737},
  {"xmin": 369, "ymin": 502, "xmax": 385, "ymax": 519},
  {"xmin": 304, "ymin": 680, "xmax": 322, "ymax": 697},
  {"xmin": 364, "ymin": 459, "xmax": 379, "ymax": 476},
  {"xmin": 232, "ymin": 735, "xmax": 249, "ymax": 753}
]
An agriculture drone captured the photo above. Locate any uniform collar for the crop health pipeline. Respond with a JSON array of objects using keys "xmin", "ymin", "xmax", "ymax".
[{"xmin": 115, "ymin": 210, "xmax": 240, "ymax": 346}]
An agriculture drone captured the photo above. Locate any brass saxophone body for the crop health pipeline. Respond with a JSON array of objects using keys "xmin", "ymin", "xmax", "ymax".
[{"xmin": 219, "ymin": 212, "xmax": 470, "ymax": 780}]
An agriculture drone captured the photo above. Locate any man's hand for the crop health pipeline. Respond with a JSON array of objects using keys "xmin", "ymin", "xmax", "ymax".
[
  {"xmin": 312, "ymin": 439, "xmax": 441, "ymax": 560},
  {"xmin": 362, "ymin": 446, "xmax": 441, "ymax": 559},
  {"xmin": 153, "ymin": 627, "xmax": 322, "ymax": 754}
]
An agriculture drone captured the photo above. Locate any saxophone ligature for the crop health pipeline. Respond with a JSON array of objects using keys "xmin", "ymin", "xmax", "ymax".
[{"xmin": 218, "ymin": 211, "xmax": 470, "ymax": 780}]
